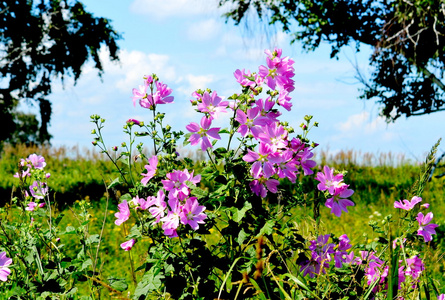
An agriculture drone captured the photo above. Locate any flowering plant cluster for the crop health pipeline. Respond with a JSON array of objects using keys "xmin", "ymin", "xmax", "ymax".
[{"xmin": 2, "ymin": 48, "xmax": 443, "ymax": 299}]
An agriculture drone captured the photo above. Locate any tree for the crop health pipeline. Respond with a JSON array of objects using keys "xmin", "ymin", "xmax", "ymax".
[
  {"xmin": 0, "ymin": 0, "xmax": 120, "ymax": 145},
  {"xmin": 219, "ymin": 0, "xmax": 445, "ymax": 121}
]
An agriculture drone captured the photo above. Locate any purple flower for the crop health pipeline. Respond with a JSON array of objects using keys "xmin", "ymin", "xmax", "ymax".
[
  {"xmin": 315, "ymin": 166, "xmax": 344, "ymax": 195},
  {"xmin": 28, "ymin": 154, "xmax": 46, "ymax": 169},
  {"xmin": 394, "ymin": 196, "xmax": 422, "ymax": 210},
  {"xmin": 139, "ymin": 81, "xmax": 174, "ymax": 109},
  {"xmin": 162, "ymin": 169, "xmax": 201, "ymax": 201},
  {"xmin": 416, "ymin": 212, "xmax": 438, "ymax": 242},
  {"xmin": 196, "ymin": 91, "xmax": 229, "ymax": 120},
  {"xmin": 25, "ymin": 201, "xmax": 38, "ymax": 211},
  {"xmin": 243, "ymin": 142, "xmax": 280, "ymax": 179},
  {"xmin": 29, "ymin": 181, "xmax": 48, "ymax": 199},
  {"xmin": 120, "ymin": 239, "xmax": 136, "ymax": 251},
  {"xmin": 115, "ymin": 200, "xmax": 130, "ymax": 226},
  {"xmin": 141, "ymin": 155, "xmax": 158, "ymax": 186},
  {"xmin": 180, "ymin": 197, "xmax": 207, "ymax": 230},
  {"xmin": 132, "ymin": 84, "xmax": 147, "ymax": 107},
  {"xmin": 126, "ymin": 118, "xmax": 141, "ymax": 125},
  {"xmin": 235, "ymin": 107, "xmax": 268, "ymax": 138},
  {"xmin": 186, "ymin": 116, "xmax": 221, "ymax": 151},
  {"xmin": 0, "ymin": 252, "xmax": 12, "ymax": 282},
  {"xmin": 147, "ymin": 190, "xmax": 167, "ymax": 223},
  {"xmin": 249, "ymin": 178, "xmax": 279, "ymax": 198},
  {"xmin": 325, "ymin": 185, "xmax": 355, "ymax": 217}
]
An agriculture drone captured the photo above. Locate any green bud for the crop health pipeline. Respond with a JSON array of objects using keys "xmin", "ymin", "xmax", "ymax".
[
  {"xmin": 100, "ymin": 118, "xmax": 106, "ymax": 123},
  {"xmin": 314, "ymin": 122, "xmax": 319, "ymax": 127},
  {"xmin": 139, "ymin": 121, "xmax": 144, "ymax": 126},
  {"xmin": 121, "ymin": 142, "xmax": 126, "ymax": 147},
  {"xmin": 91, "ymin": 129, "xmax": 96, "ymax": 134},
  {"xmin": 92, "ymin": 141, "xmax": 97, "ymax": 146},
  {"xmin": 166, "ymin": 125, "xmax": 171, "ymax": 131}
]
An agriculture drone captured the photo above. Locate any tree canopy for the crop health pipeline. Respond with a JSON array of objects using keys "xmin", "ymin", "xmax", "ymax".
[
  {"xmin": 0, "ymin": 0, "xmax": 120, "ymax": 145},
  {"xmin": 219, "ymin": 0, "xmax": 445, "ymax": 121}
]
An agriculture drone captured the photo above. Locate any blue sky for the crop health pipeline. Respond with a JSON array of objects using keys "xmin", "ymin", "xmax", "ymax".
[{"xmin": 35, "ymin": 0, "xmax": 444, "ymax": 162}]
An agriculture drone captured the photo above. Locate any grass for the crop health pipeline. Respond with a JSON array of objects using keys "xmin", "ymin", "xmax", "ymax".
[{"xmin": 1, "ymin": 145, "xmax": 444, "ymax": 297}]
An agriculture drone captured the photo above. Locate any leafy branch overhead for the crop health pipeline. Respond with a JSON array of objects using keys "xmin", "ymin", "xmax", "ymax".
[
  {"xmin": 220, "ymin": 0, "xmax": 445, "ymax": 121},
  {"xmin": 0, "ymin": 0, "xmax": 121, "ymax": 144}
]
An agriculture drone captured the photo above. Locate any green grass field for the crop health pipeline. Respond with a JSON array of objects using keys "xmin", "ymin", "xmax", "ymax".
[{"xmin": 1, "ymin": 145, "xmax": 444, "ymax": 297}]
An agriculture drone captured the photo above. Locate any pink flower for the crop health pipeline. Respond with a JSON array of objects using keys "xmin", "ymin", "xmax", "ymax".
[
  {"xmin": 249, "ymin": 177, "xmax": 280, "ymax": 198},
  {"xmin": 325, "ymin": 185, "xmax": 355, "ymax": 217},
  {"xmin": 438, "ymin": 294, "xmax": 445, "ymax": 300},
  {"xmin": 115, "ymin": 200, "xmax": 130, "ymax": 226},
  {"xmin": 276, "ymin": 89, "xmax": 292, "ymax": 111},
  {"xmin": 146, "ymin": 190, "xmax": 167, "ymax": 223},
  {"xmin": 0, "ymin": 252, "xmax": 12, "ymax": 282},
  {"xmin": 29, "ymin": 181, "xmax": 48, "ymax": 199},
  {"xmin": 186, "ymin": 116, "xmax": 221, "ymax": 151},
  {"xmin": 160, "ymin": 198, "xmax": 182, "ymax": 238},
  {"xmin": 315, "ymin": 166, "xmax": 345, "ymax": 195},
  {"xmin": 131, "ymin": 84, "xmax": 147, "ymax": 107},
  {"xmin": 25, "ymin": 201, "xmax": 37, "ymax": 211},
  {"xmin": 394, "ymin": 196, "xmax": 422, "ymax": 210},
  {"xmin": 139, "ymin": 81, "xmax": 174, "ymax": 109},
  {"xmin": 235, "ymin": 107, "xmax": 268, "ymax": 138},
  {"xmin": 180, "ymin": 197, "xmax": 207, "ymax": 230},
  {"xmin": 416, "ymin": 212, "xmax": 438, "ymax": 242},
  {"xmin": 257, "ymin": 122, "xmax": 288, "ymax": 151},
  {"xmin": 28, "ymin": 154, "xmax": 46, "ymax": 169},
  {"xmin": 126, "ymin": 118, "xmax": 141, "ymax": 125},
  {"xmin": 120, "ymin": 239, "xmax": 136, "ymax": 251},
  {"xmin": 141, "ymin": 155, "xmax": 158, "ymax": 186},
  {"xmin": 243, "ymin": 142, "xmax": 280, "ymax": 179},
  {"xmin": 405, "ymin": 255, "xmax": 424, "ymax": 280},
  {"xmin": 196, "ymin": 91, "xmax": 229, "ymax": 120}
]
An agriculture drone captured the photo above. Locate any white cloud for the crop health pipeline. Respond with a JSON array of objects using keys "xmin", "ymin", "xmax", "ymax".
[
  {"xmin": 176, "ymin": 74, "xmax": 215, "ymax": 98},
  {"xmin": 337, "ymin": 111, "xmax": 391, "ymax": 136},
  {"xmin": 186, "ymin": 19, "xmax": 221, "ymax": 41},
  {"xmin": 129, "ymin": 0, "xmax": 222, "ymax": 20}
]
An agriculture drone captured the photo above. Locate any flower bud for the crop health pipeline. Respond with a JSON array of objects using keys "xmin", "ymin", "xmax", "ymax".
[
  {"xmin": 112, "ymin": 146, "xmax": 118, "ymax": 151},
  {"xmin": 100, "ymin": 118, "xmax": 105, "ymax": 123},
  {"xmin": 91, "ymin": 129, "xmax": 96, "ymax": 134},
  {"xmin": 121, "ymin": 142, "xmax": 126, "ymax": 147},
  {"xmin": 92, "ymin": 141, "xmax": 98, "ymax": 146}
]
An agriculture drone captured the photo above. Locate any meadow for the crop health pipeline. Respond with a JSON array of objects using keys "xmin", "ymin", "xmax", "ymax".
[{"xmin": 1, "ymin": 144, "xmax": 444, "ymax": 298}]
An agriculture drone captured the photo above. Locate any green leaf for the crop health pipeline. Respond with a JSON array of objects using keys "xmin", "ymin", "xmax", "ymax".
[
  {"xmin": 218, "ymin": 128, "xmax": 230, "ymax": 134},
  {"xmin": 133, "ymin": 267, "xmax": 165, "ymax": 297},
  {"xmin": 108, "ymin": 277, "xmax": 128, "ymax": 292},
  {"xmin": 190, "ymin": 185, "xmax": 208, "ymax": 199},
  {"xmin": 86, "ymin": 234, "xmax": 100, "ymax": 245},
  {"xmin": 257, "ymin": 220, "xmax": 275, "ymax": 237},
  {"xmin": 64, "ymin": 226, "xmax": 77, "ymax": 234},
  {"xmin": 232, "ymin": 201, "xmax": 252, "ymax": 222},
  {"xmin": 108, "ymin": 177, "xmax": 121, "ymax": 189},
  {"xmin": 81, "ymin": 258, "xmax": 93, "ymax": 271},
  {"xmin": 236, "ymin": 228, "xmax": 248, "ymax": 245},
  {"xmin": 120, "ymin": 193, "xmax": 133, "ymax": 201}
]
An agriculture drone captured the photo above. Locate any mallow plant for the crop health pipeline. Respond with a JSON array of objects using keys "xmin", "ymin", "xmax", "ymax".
[{"xmin": 2, "ymin": 48, "xmax": 443, "ymax": 299}]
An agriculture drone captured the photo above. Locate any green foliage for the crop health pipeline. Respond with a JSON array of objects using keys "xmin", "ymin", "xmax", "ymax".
[
  {"xmin": 0, "ymin": 0, "xmax": 121, "ymax": 145},
  {"xmin": 219, "ymin": 0, "xmax": 445, "ymax": 120}
]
